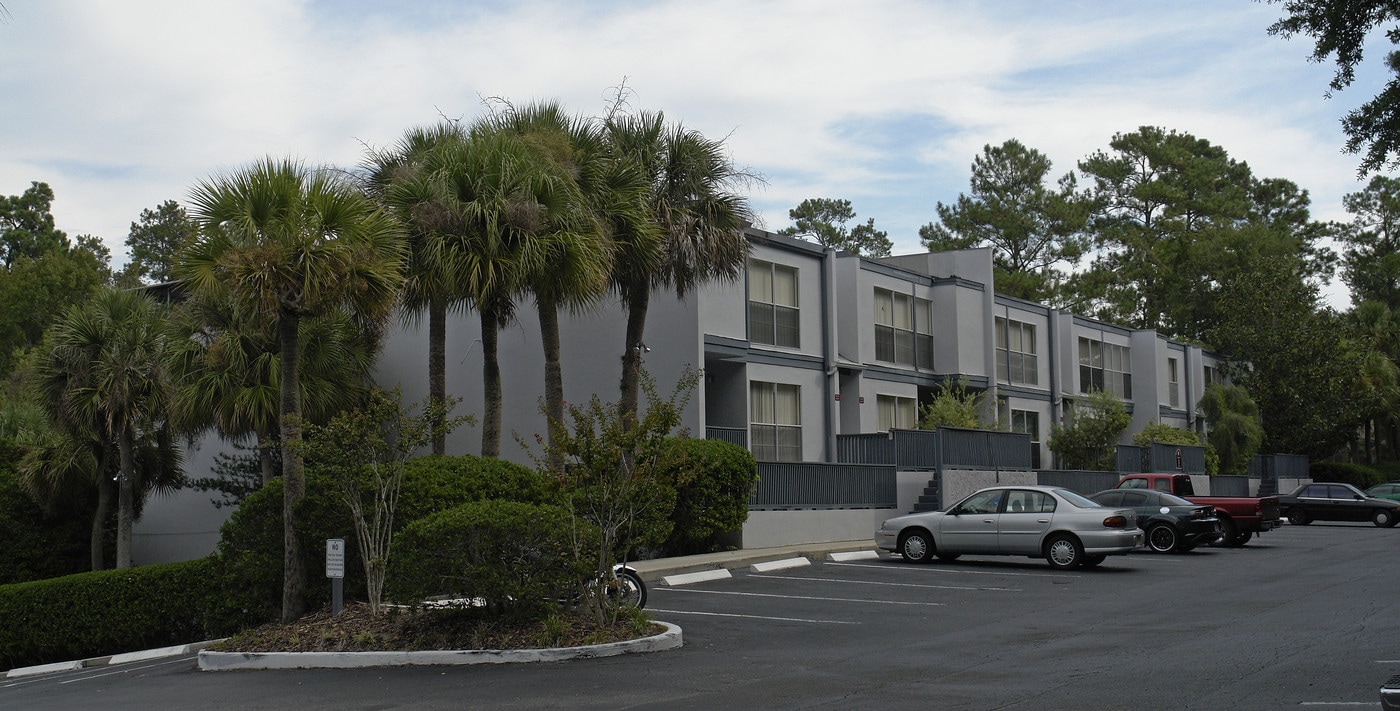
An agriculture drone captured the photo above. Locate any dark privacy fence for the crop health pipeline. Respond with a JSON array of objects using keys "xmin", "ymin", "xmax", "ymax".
[{"xmin": 749, "ymin": 462, "xmax": 896, "ymax": 509}]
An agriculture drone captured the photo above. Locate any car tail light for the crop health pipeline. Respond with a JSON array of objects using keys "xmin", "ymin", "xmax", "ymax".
[
  {"xmin": 1191, "ymin": 507, "xmax": 1212, "ymax": 519},
  {"xmin": 1103, "ymin": 515, "xmax": 1129, "ymax": 528}
]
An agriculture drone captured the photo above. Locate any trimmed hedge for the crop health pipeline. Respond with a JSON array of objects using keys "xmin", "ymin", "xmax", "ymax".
[
  {"xmin": 0, "ymin": 557, "xmax": 231, "ymax": 671},
  {"xmin": 1310, "ymin": 461, "xmax": 1386, "ymax": 489},
  {"xmin": 387, "ymin": 500, "xmax": 593, "ymax": 620},
  {"xmin": 661, "ymin": 438, "xmax": 757, "ymax": 556},
  {"xmin": 213, "ymin": 454, "xmax": 561, "ymax": 622},
  {"xmin": 0, "ymin": 443, "xmax": 93, "ymax": 585}
]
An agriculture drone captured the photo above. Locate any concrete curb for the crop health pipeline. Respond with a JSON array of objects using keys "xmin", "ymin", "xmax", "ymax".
[
  {"xmin": 197, "ymin": 622, "xmax": 682, "ymax": 671},
  {"xmin": 4, "ymin": 640, "xmax": 222, "ymax": 679}
]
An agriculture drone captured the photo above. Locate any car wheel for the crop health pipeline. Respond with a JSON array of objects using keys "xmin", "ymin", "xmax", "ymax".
[
  {"xmin": 1210, "ymin": 518, "xmax": 1237, "ymax": 548},
  {"xmin": 1286, "ymin": 507, "xmax": 1310, "ymax": 525},
  {"xmin": 1044, "ymin": 534, "xmax": 1083, "ymax": 570},
  {"xmin": 900, "ymin": 530, "xmax": 934, "ymax": 563},
  {"xmin": 1147, "ymin": 524, "xmax": 1179, "ymax": 553},
  {"xmin": 935, "ymin": 552, "xmax": 961, "ymax": 562},
  {"xmin": 1081, "ymin": 554, "xmax": 1106, "ymax": 568},
  {"xmin": 1231, "ymin": 530, "xmax": 1253, "ymax": 546},
  {"xmin": 1373, "ymin": 509, "xmax": 1394, "ymax": 528}
]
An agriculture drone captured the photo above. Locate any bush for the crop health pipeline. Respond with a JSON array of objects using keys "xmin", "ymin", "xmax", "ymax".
[
  {"xmin": 1310, "ymin": 461, "xmax": 1384, "ymax": 489},
  {"xmin": 387, "ymin": 500, "xmax": 594, "ymax": 620},
  {"xmin": 0, "ymin": 558, "xmax": 232, "ymax": 671},
  {"xmin": 212, "ymin": 454, "xmax": 560, "ymax": 623},
  {"xmin": 660, "ymin": 438, "xmax": 757, "ymax": 556},
  {"xmin": 0, "ymin": 441, "xmax": 92, "ymax": 584},
  {"xmin": 1049, "ymin": 389, "xmax": 1132, "ymax": 471}
]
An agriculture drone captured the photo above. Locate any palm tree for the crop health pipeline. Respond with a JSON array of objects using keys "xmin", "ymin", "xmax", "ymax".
[
  {"xmin": 487, "ymin": 102, "xmax": 649, "ymax": 464},
  {"xmin": 27, "ymin": 287, "xmax": 183, "ymax": 569},
  {"xmin": 606, "ymin": 112, "xmax": 756, "ymax": 418},
  {"xmin": 168, "ymin": 291, "xmax": 377, "ymax": 486},
  {"xmin": 182, "ymin": 158, "xmax": 405, "ymax": 622},
  {"xmin": 365, "ymin": 123, "xmax": 467, "ymax": 456}
]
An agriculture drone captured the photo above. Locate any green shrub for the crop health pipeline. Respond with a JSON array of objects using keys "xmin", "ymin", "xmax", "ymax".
[
  {"xmin": 387, "ymin": 500, "xmax": 594, "ymax": 620},
  {"xmin": 1310, "ymin": 461, "xmax": 1384, "ymax": 489},
  {"xmin": 0, "ymin": 558, "xmax": 233, "ymax": 671},
  {"xmin": 0, "ymin": 441, "xmax": 92, "ymax": 584},
  {"xmin": 660, "ymin": 438, "xmax": 757, "ymax": 556},
  {"xmin": 212, "ymin": 454, "xmax": 560, "ymax": 622}
]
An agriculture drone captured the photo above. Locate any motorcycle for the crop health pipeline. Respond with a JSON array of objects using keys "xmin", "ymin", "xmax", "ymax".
[{"xmin": 607, "ymin": 563, "xmax": 647, "ymax": 609}]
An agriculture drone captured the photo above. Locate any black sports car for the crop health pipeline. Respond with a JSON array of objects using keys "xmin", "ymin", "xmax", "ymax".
[{"xmin": 1089, "ymin": 488, "xmax": 1222, "ymax": 552}]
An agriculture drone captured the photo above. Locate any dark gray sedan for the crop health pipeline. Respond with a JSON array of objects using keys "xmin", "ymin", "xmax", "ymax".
[
  {"xmin": 875, "ymin": 485, "xmax": 1143, "ymax": 570},
  {"xmin": 1089, "ymin": 488, "xmax": 1222, "ymax": 552},
  {"xmin": 1279, "ymin": 482, "xmax": 1400, "ymax": 527}
]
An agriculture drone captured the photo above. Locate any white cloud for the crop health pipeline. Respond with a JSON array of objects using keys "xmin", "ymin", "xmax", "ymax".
[{"xmin": 0, "ymin": 0, "xmax": 1376, "ymax": 307}]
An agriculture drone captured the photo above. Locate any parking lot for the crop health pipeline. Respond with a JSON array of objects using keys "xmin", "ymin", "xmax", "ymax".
[{"xmin": 7, "ymin": 522, "xmax": 1400, "ymax": 710}]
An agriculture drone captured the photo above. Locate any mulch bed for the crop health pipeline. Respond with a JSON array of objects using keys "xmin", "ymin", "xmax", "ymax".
[{"xmin": 208, "ymin": 603, "xmax": 661, "ymax": 653}]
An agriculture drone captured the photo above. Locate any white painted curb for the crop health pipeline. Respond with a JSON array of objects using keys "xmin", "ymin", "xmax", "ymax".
[
  {"xmin": 828, "ymin": 550, "xmax": 880, "ymax": 562},
  {"xmin": 108, "ymin": 642, "xmax": 204, "ymax": 665},
  {"xmin": 6, "ymin": 660, "xmax": 84, "ymax": 678},
  {"xmin": 661, "ymin": 569, "xmax": 733, "ymax": 586},
  {"xmin": 197, "ymin": 622, "xmax": 682, "ymax": 671},
  {"xmin": 750, "ymin": 557, "xmax": 810, "ymax": 572}
]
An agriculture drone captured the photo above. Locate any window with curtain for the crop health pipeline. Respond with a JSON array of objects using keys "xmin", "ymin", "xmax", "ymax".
[
  {"xmin": 748, "ymin": 260, "xmax": 799, "ymax": 348},
  {"xmin": 1168, "ymin": 357, "xmax": 1180, "ymax": 408},
  {"xmin": 750, "ymin": 381, "xmax": 801, "ymax": 461},
  {"xmin": 1078, "ymin": 337, "xmax": 1132, "ymax": 399},
  {"xmin": 875, "ymin": 288, "xmax": 932, "ymax": 367},
  {"xmin": 877, "ymin": 395, "xmax": 918, "ymax": 431},
  {"xmin": 995, "ymin": 317, "xmax": 1038, "ymax": 386}
]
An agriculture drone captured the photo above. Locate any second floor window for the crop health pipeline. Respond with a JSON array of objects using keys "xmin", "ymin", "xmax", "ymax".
[
  {"xmin": 1079, "ymin": 337, "xmax": 1132, "ymax": 399},
  {"xmin": 995, "ymin": 317, "xmax": 1038, "ymax": 386},
  {"xmin": 749, "ymin": 260, "xmax": 799, "ymax": 348},
  {"xmin": 1169, "ymin": 357, "xmax": 1180, "ymax": 408},
  {"xmin": 875, "ymin": 288, "xmax": 933, "ymax": 368},
  {"xmin": 751, "ymin": 381, "xmax": 801, "ymax": 462},
  {"xmin": 877, "ymin": 394, "xmax": 918, "ymax": 431}
]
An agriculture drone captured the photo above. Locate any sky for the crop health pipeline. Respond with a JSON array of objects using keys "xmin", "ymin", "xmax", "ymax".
[{"xmin": 0, "ymin": 1, "xmax": 1388, "ymax": 308}]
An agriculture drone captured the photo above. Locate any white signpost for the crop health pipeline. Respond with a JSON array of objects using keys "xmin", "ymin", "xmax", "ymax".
[{"xmin": 326, "ymin": 538, "xmax": 345, "ymax": 616}]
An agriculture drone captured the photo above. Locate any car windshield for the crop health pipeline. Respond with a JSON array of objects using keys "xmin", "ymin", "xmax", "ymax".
[
  {"xmin": 1055, "ymin": 489, "xmax": 1102, "ymax": 508},
  {"xmin": 1159, "ymin": 493, "xmax": 1193, "ymax": 506}
]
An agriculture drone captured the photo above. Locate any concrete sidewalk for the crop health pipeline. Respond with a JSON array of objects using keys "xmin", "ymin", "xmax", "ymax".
[{"xmin": 4, "ymin": 539, "xmax": 879, "ymax": 677}]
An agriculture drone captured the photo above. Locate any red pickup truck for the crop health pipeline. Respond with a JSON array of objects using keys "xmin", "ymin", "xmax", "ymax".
[{"xmin": 1115, "ymin": 474, "xmax": 1281, "ymax": 547}]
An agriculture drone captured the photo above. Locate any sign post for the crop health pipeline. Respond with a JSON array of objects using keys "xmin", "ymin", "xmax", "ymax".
[{"xmin": 326, "ymin": 538, "xmax": 345, "ymax": 616}]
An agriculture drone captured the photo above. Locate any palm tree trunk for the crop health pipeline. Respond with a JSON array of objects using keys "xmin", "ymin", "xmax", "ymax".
[
  {"xmin": 257, "ymin": 429, "xmax": 275, "ymax": 487},
  {"xmin": 538, "ymin": 295, "xmax": 564, "ymax": 473},
  {"xmin": 429, "ymin": 297, "xmax": 448, "ymax": 456},
  {"xmin": 91, "ymin": 474, "xmax": 114, "ymax": 571},
  {"xmin": 481, "ymin": 309, "xmax": 502, "ymax": 458},
  {"xmin": 279, "ymin": 310, "xmax": 307, "ymax": 623},
  {"xmin": 116, "ymin": 425, "xmax": 135, "ymax": 569},
  {"xmin": 619, "ymin": 287, "xmax": 650, "ymax": 423}
]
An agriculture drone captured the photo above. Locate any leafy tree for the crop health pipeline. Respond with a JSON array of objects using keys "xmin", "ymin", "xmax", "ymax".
[
  {"xmin": 528, "ymin": 368, "xmax": 696, "ymax": 625},
  {"xmin": 778, "ymin": 198, "xmax": 892, "ymax": 257},
  {"xmin": 1197, "ymin": 384, "xmax": 1265, "ymax": 476},
  {"xmin": 0, "ymin": 182, "xmax": 67, "ymax": 268},
  {"xmin": 27, "ymin": 288, "xmax": 183, "ymax": 569},
  {"xmin": 605, "ymin": 111, "xmax": 754, "ymax": 419},
  {"xmin": 182, "ymin": 157, "xmax": 405, "ymax": 622},
  {"xmin": 1267, "ymin": 1, "xmax": 1400, "ymax": 173},
  {"xmin": 1337, "ymin": 175, "xmax": 1400, "ymax": 309},
  {"xmin": 1206, "ymin": 257, "xmax": 1362, "ymax": 460},
  {"xmin": 916, "ymin": 378, "xmax": 994, "ymax": 430},
  {"xmin": 121, "ymin": 200, "xmax": 197, "ymax": 285},
  {"xmin": 1346, "ymin": 300, "xmax": 1400, "ymax": 461},
  {"xmin": 920, "ymin": 139, "xmax": 1091, "ymax": 302},
  {"xmin": 1131, "ymin": 421, "xmax": 1217, "ymax": 476},
  {"xmin": 1048, "ymin": 388, "xmax": 1132, "ymax": 471},
  {"xmin": 297, "ymin": 389, "xmax": 469, "ymax": 615}
]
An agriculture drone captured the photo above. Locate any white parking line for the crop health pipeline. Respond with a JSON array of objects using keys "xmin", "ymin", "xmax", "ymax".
[
  {"xmin": 752, "ymin": 573, "xmax": 1018, "ymax": 592},
  {"xmin": 59, "ymin": 656, "xmax": 196, "ymax": 684},
  {"xmin": 647, "ymin": 608, "xmax": 857, "ymax": 624},
  {"xmin": 1297, "ymin": 702, "xmax": 1378, "ymax": 706},
  {"xmin": 827, "ymin": 561, "xmax": 1074, "ymax": 579},
  {"xmin": 656, "ymin": 587, "xmax": 944, "ymax": 606}
]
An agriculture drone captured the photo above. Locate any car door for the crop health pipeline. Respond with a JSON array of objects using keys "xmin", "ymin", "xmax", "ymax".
[
  {"xmin": 997, "ymin": 490, "xmax": 1055, "ymax": 554},
  {"xmin": 1297, "ymin": 484, "xmax": 1332, "ymax": 520},
  {"xmin": 1330, "ymin": 484, "xmax": 1369, "ymax": 521},
  {"xmin": 939, "ymin": 489, "xmax": 1003, "ymax": 554}
]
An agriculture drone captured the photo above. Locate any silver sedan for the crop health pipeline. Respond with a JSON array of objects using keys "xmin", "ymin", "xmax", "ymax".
[{"xmin": 875, "ymin": 485, "xmax": 1143, "ymax": 570}]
